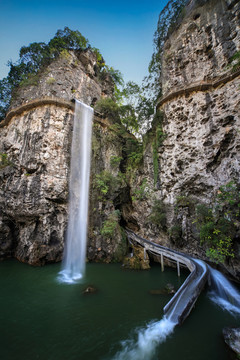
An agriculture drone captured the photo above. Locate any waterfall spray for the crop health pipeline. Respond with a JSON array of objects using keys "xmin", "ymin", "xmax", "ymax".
[
  {"xmin": 59, "ymin": 100, "xmax": 93, "ymax": 283},
  {"xmin": 112, "ymin": 317, "xmax": 176, "ymax": 360},
  {"xmin": 208, "ymin": 266, "xmax": 240, "ymax": 315}
]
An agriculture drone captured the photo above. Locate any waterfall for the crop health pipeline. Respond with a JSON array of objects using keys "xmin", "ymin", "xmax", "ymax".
[
  {"xmin": 59, "ymin": 100, "xmax": 93, "ymax": 283},
  {"xmin": 208, "ymin": 266, "xmax": 240, "ymax": 315}
]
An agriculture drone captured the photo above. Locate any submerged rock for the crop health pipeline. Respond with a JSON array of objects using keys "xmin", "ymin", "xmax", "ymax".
[
  {"xmin": 82, "ymin": 285, "xmax": 98, "ymax": 295},
  {"xmin": 223, "ymin": 327, "xmax": 240, "ymax": 357},
  {"xmin": 150, "ymin": 283, "xmax": 176, "ymax": 295}
]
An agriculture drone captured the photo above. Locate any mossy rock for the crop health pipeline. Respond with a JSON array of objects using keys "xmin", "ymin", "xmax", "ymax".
[{"xmin": 122, "ymin": 244, "xmax": 150, "ymax": 270}]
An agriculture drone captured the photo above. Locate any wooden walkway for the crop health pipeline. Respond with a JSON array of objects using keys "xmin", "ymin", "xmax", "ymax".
[{"xmin": 126, "ymin": 229, "xmax": 209, "ymax": 325}]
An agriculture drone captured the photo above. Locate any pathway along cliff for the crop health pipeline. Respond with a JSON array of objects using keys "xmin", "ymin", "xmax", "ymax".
[
  {"xmin": 126, "ymin": 229, "xmax": 240, "ymax": 321},
  {"xmin": 111, "ymin": 229, "xmax": 240, "ymax": 360},
  {"xmin": 126, "ymin": 229, "xmax": 209, "ymax": 325}
]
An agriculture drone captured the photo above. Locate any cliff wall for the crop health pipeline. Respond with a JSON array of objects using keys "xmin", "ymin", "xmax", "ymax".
[
  {"xmin": 128, "ymin": 0, "xmax": 240, "ymax": 280},
  {"xmin": 0, "ymin": 0, "xmax": 239, "ymax": 280},
  {"xmin": 0, "ymin": 51, "xmax": 128, "ymax": 265},
  {"xmin": 9, "ymin": 49, "xmax": 113, "ymax": 110}
]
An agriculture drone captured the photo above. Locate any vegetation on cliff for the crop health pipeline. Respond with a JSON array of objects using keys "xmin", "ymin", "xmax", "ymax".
[
  {"xmin": 1, "ymin": 0, "xmax": 239, "ymax": 273},
  {"xmin": 144, "ymin": 0, "xmax": 187, "ymax": 101},
  {"xmin": 195, "ymin": 181, "xmax": 240, "ymax": 263},
  {"xmin": 0, "ymin": 27, "xmax": 121, "ymax": 121},
  {"xmin": 94, "ymin": 0, "xmax": 188, "ymax": 134}
]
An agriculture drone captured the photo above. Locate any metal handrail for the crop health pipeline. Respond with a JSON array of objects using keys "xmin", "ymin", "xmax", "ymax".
[{"xmin": 125, "ymin": 228, "xmax": 209, "ymax": 325}]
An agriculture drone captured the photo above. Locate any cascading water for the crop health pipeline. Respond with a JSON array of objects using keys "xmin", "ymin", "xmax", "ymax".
[
  {"xmin": 59, "ymin": 100, "xmax": 93, "ymax": 283},
  {"xmin": 112, "ymin": 317, "xmax": 176, "ymax": 360},
  {"xmin": 208, "ymin": 266, "xmax": 240, "ymax": 315},
  {"xmin": 112, "ymin": 261, "xmax": 240, "ymax": 360}
]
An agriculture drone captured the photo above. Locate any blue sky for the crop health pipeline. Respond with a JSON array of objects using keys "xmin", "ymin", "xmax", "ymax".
[{"xmin": 0, "ymin": 0, "xmax": 169, "ymax": 85}]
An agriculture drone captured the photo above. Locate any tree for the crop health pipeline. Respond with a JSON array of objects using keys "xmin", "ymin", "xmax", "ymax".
[
  {"xmin": 0, "ymin": 27, "xmax": 118, "ymax": 121},
  {"xmin": 48, "ymin": 27, "xmax": 89, "ymax": 57}
]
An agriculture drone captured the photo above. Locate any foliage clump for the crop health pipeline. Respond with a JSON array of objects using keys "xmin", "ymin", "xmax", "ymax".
[
  {"xmin": 100, "ymin": 210, "xmax": 127, "ymax": 262},
  {"xmin": 175, "ymin": 195, "xmax": 196, "ymax": 212},
  {"xmin": 124, "ymin": 138, "xmax": 143, "ymax": 171},
  {"xmin": 148, "ymin": 199, "xmax": 167, "ymax": 229},
  {"xmin": 131, "ymin": 178, "xmax": 149, "ymax": 202},
  {"xmin": 110, "ymin": 156, "xmax": 123, "ymax": 169},
  {"xmin": 168, "ymin": 225, "xmax": 183, "ymax": 245},
  {"xmin": 100, "ymin": 210, "xmax": 121, "ymax": 239},
  {"xmin": 195, "ymin": 181, "xmax": 240, "ymax": 263},
  {"xmin": 94, "ymin": 98, "xmax": 120, "ymax": 123},
  {"xmin": 0, "ymin": 26, "xmax": 120, "ymax": 121},
  {"xmin": 227, "ymin": 50, "xmax": 240, "ymax": 73},
  {"xmin": 0, "ymin": 153, "xmax": 12, "ymax": 169},
  {"xmin": 95, "ymin": 170, "xmax": 125, "ymax": 201},
  {"xmin": 94, "ymin": 90, "xmax": 139, "ymax": 134}
]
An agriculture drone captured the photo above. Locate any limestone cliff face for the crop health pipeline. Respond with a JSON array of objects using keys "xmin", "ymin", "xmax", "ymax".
[
  {"xmin": 0, "ymin": 0, "xmax": 239, "ymax": 280},
  {"xmin": 0, "ymin": 50, "xmax": 127, "ymax": 265},
  {"xmin": 9, "ymin": 49, "xmax": 114, "ymax": 109},
  {"xmin": 128, "ymin": 0, "xmax": 240, "ymax": 280},
  {"xmin": 0, "ymin": 104, "xmax": 72, "ymax": 264},
  {"xmin": 161, "ymin": 0, "xmax": 240, "ymax": 95}
]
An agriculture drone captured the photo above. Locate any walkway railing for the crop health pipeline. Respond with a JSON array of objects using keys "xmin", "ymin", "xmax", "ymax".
[{"xmin": 126, "ymin": 229, "xmax": 209, "ymax": 325}]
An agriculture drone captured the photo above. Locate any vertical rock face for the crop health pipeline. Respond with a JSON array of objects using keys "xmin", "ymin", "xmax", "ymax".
[
  {"xmin": 158, "ymin": 0, "xmax": 240, "ymax": 221},
  {"xmin": 0, "ymin": 0, "xmax": 239, "ymax": 280},
  {"xmin": 0, "ymin": 105, "xmax": 72, "ymax": 264},
  {"xmin": 0, "ymin": 50, "xmax": 128, "ymax": 265},
  {"xmin": 9, "ymin": 49, "xmax": 114, "ymax": 109},
  {"xmin": 128, "ymin": 0, "xmax": 240, "ymax": 280},
  {"xmin": 161, "ymin": 0, "xmax": 240, "ymax": 94}
]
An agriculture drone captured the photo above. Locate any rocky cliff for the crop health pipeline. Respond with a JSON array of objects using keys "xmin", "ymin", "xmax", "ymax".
[
  {"xmin": 127, "ymin": 0, "xmax": 240, "ymax": 280},
  {"xmin": 0, "ymin": 50, "xmax": 129, "ymax": 265},
  {"xmin": 0, "ymin": 0, "xmax": 240, "ymax": 281},
  {"xmin": 9, "ymin": 49, "xmax": 113, "ymax": 109}
]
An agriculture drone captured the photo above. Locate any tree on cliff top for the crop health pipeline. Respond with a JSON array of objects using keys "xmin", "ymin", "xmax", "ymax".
[
  {"xmin": 0, "ymin": 27, "xmax": 117, "ymax": 121},
  {"xmin": 94, "ymin": 0, "xmax": 188, "ymax": 136},
  {"xmin": 108, "ymin": 0, "xmax": 188, "ymax": 135}
]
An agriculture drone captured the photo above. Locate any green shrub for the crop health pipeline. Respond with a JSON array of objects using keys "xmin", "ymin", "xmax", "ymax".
[
  {"xmin": 95, "ymin": 170, "xmax": 125, "ymax": 200},
  {"xmin": 124, "ymin": 138, "xmax": 143, "ymax": 172},
  {"xmin": 0, "ymin": 153, "xmax": 11, "ymax": 169},
  {"xmin": 194, "ymin": 181, "xmax": 240, "ymax": 263},
  {"xmin": 46, "ymin": 77, "xmax": 56, "ymax": 84},
  {"xmin": 148, "ymin": 199, "xmax": 166, "ymax": 229},
  {"xmin": 168, "ymin": 225, "xmax": 182, "ymax": 245},
  {"xmin": 110, "ymin": 155, "xmax": 123, "ymax": 169},
  {"xmin": 94, "ymin": 97, "xmax": 120, "ymax": 121},
  {"xmin": 100, "ymin": 210, "xmax": 121, "ymax": 239},
  {"xmin": 176, "ymin": 195, "xmax": 195, "ymax": 210},
  {"xmin": 132, "ymin": 178, "xmax": 148, "ymax": 202},
  {"xmin": 227, "ymin": 50, "xmax": 240, "ymax": 72}
]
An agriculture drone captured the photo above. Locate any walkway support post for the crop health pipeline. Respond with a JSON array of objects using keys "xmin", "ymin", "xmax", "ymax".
[
  {"xmin": 177, "ymin": 261, "xmax": 180, "ymax": 277},
  {"xmin": 161, "ymin": 253, "xmax": 164, "ymax": 272}
]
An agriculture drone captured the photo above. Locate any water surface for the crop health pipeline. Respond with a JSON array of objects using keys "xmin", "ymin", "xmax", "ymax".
[{"xmin": 0, "ymin": 260, "xmax": 239, "ymax": 360}]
